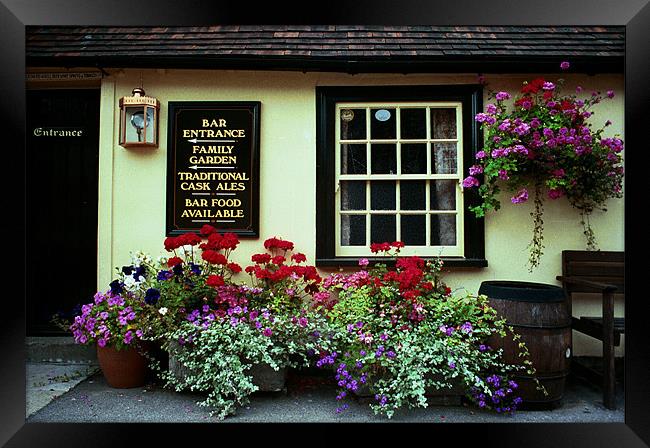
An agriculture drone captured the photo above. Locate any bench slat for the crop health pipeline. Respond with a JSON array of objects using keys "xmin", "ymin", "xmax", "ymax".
[
  {"xmin": 566, "ymin": 261, "xmax": 624, "ymax": 277},
  {"xmin": 562, "ymin": 250, "xmax": 624, "ymax": 263}
]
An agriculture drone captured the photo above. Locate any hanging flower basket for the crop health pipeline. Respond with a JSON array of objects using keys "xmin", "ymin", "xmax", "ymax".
[{"xmin": 463, "ymin": 61, "xmax": 624, "ymax": 271}]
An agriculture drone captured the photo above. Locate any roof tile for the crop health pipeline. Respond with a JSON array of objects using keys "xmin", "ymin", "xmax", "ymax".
[{"xmin": 25, "ymin": 25, "xmax": 624, "ymax": 65}]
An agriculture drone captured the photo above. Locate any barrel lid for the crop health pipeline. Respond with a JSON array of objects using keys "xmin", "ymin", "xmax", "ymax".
[{"xmin": 478, "ymin": 280, "xmax": 565, "ymax": 303}]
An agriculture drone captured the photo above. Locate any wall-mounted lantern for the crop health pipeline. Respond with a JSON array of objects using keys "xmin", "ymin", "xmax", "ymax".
[{"xmin": 119, "ymin": 87, "xmax": 160, "ymax": 148}]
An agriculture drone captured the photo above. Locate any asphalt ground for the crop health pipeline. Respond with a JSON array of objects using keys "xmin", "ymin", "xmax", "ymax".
[{"xmin": 27, "ymin": 367, "xmax": 624, "ymax": 423}]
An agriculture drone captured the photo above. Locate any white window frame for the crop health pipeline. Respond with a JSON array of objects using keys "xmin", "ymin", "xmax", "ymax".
[{"xmin": 334, "ymin": 101, "xmax": 465, "ymax": 257}]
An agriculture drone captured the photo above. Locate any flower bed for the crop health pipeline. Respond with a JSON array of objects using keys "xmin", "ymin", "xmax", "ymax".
[
  {"xmin": 311, "ymin": 243, "xmax": 539, "ymax": 417},
  {"xmin": 63, "ymin": 227, "xmax": 544, "ymax": 419}
]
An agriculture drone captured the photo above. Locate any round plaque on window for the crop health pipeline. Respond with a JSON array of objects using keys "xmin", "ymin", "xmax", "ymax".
[
  {"xmin": 374, "ymin": 109, "xmax": 391, "ymax": 122},
  {"xmin": 341, "ymin": 109, "xmax": 355, "ymax": 122}
]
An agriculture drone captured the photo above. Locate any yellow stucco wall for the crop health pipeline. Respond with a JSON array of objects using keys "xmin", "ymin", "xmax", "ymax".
[{"xmin": 99, "ymin": 69, "xmax": 624, "ymax": 356}]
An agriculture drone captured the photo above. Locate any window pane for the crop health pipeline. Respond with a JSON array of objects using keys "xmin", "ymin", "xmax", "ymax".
[
  {"xmin": 371, "ymin": 144, "xmax": 396, "ymax": 174},
  {"xmin": 430, "ymin": 180, "xmax": 457, "ymax": 210},
  {"xmin": 341, "ymin": 144, "xmax": 367, "ymax": 175},
  {"xmin": 371, "ymin": 215, "xmax": 396, "ymax": 245},
  {"xmin": 341, "ymin": 215, "xmax": 366, "ymax": 246},
  {"xmin": 400, "ymin": 108, "xmax": 426, "ymax": 139},
  {"xmin": 401, "ymin": 215, "xmax": 426, "ymax": 245},
  {"xmin": 430, "ymin": 108, "xmax": 457, "ymax": 139},
  {"xmin": 340, "ymin": 181, "xmax": 366, "ymax": 210},
  {"xmin": 340, "ymin": 108, "xmax": 366, "ymax": 140},
  {"xmin": 401, "ymin": 143, "xmax": 427, "ymax": 174},
  {"xmin": 371, "ymin": 181, "xmax": 396, "ymax": 210},
  {"xmin": 370, "ymin": 108, "xmax": 396, "ymax": 139},
  {"xmin": 431, "ymin": 214, "xmax": 457, "ymax": 246},
  {"xmin": 400, "ymin": 180, "xmax": 426, "ymax": 210},
  {"xmin": 432, "ymin": 142, "xmax": 458, "ymax": 174}
]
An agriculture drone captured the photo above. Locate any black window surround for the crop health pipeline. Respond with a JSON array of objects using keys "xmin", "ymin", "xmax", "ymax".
[{"xmin": 315, "ymin": 85, "xmax": 487, "ymax": 268}]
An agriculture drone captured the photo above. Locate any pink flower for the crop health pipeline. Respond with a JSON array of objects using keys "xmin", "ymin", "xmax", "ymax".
[
  {"xmin": 548, "ymin": 189, "xmax": 564, "ymax": 200},
  {"xmin": 560, "ymin": 61, "xmax": 570, "ymax": 70},
  {"xmin": 607, "ymin": 90, "xmax": 615, "ymax": 98},
  {"xmin": 462, "ymin": 176, "xmax": 480, "ymax": 188},
  {"xmin": 495, "ymin": 91, "xmax": 511, "ymax": 101},
  {"xmin": 511, "ymin": 189, "xmax": 529, "ymax": 204},
  {"xmin": 358, "ymin": 258, "xmax": 369, "ymax": 267},
  {"xmin": 469, "ymin": 165, "xmax": 484, "ymax": 175}
]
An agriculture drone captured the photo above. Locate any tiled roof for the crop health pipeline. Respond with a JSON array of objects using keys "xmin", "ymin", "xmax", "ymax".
[{"xmin": 26, "ymin": 25, "xmax": 624, "ymax": 72}]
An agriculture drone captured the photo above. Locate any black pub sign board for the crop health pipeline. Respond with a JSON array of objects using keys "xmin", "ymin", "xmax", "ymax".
[{"xmin": 166, "ymin": 101, "xmax": 260, "ymax": 237}]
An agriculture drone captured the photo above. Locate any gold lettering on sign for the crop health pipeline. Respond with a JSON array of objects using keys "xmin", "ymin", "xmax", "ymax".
[
  {"xmin": 178, "ymin": 172, "xmax": 250, "ymax": 181},
  {"xmin": 189, "ymin": 155, "xmax": 237, "ymax": 165},
  {"xmin": 182, "ymin": 129, "xmax": 246, "ymax": 138},
  {"xmin": 175, "ymin": 108, "xmax": 256, "ymax": 231}
]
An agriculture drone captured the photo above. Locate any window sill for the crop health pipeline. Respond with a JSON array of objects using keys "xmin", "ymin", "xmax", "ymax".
[{"xmin": 316, "ymin": 257, "xmax": 488, "ymax": 269}]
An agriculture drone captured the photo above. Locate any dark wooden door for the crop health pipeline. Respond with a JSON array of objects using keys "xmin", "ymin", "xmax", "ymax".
[{"xmin": 26, "ymin": 89, "xmax": 100, "ymax": 335}]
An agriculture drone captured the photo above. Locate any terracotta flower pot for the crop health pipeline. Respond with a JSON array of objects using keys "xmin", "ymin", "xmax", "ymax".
[{"xmin": 96, "ymin": 343, "xmax": 149, "ymax": 388}]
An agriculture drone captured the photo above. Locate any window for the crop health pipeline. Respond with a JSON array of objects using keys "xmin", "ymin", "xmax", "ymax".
[
  {"xmin": 336, "ymin": 102, "xmax": 463, "ymax": 257},
  {"xmin": 316, "ymin": 86, "xmax": 486, "ymax": 267}
]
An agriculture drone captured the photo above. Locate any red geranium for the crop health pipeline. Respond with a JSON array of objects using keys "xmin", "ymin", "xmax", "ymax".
[
  {"xmin": 402, "ymin": 289, "xmax": 421, "ymax": 301},
  {"xmin": 272, "ymin": 255, "xmax": 286, "ymax": 265},
  {"xmin": 206, "ymin": 275, "xmax": 225, "ymax": 287},
  {"xmin": 396, "ymin": 256, "xmax": 425, "ymax": 271},
  {"xmin": 264, "ymin": 237, "xmax": 294, "ymax": 251},
  {"xmin": 200, "ymin": 224, "xmax": 218, "ymax": 236},
  {"xmin": 167, "ymin": 256, "xmax": 183, "ymax": 268},
  {"xmin": 202, "ymin": 250, "xmax": 228, "ymax": 265},
  {"xmin": 164, "ymin": 236, "xmax": 182, "ymax": 252},
  {"xmin": 227, "ymin": 262, "xmax": 242, "ymax": 273},
  {"xmin": 291, "ymin": 253, "xmax": 307, "ymax": 263},
  {"xmin": 179, "ymin": 232, "xmax": 202, "ymax": 246},
  {"xmin": 521, "ymin": 77, "xmax": 545, "ymax": 94},
  {"xmin": 370, "ymin": 242, "xmax": 391, "ymax": 253},
  {"xmin": 251, "ymin": 253, "xmax": 272, "ymax": 264},
  {"xmin": 220, "ymin": 233, "xmax": 240, "ymax": 250}
]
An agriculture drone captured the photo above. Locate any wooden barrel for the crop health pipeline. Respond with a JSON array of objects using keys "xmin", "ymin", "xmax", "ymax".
[{"xmin": 478, "ymin": 281, "xmax": 571, "ymax": 409}]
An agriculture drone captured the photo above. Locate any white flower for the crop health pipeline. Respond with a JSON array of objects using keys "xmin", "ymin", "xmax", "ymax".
[
  {"xmin": 158, "ymin": 307, "xmax": 168, "ymax": 315},
  {"xmin": 123, "ymin": 275, "xmax": 137, "ymax": 290}
]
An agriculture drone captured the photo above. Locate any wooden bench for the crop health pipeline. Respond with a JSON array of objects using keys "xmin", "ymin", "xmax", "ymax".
[{"xmin": 556, "ymin": 250, "xmax": 624, "ymax": 410}]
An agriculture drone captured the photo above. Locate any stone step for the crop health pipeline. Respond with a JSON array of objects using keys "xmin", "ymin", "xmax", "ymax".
[{"xmin": 26, "ymin": 337, "xmax": 97, "ymax": 364}]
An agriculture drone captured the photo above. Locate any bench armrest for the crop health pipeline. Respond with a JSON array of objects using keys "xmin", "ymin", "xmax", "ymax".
[{"xmin": 556, "ymin": 275, "xmax": 618, "ymax": 293}]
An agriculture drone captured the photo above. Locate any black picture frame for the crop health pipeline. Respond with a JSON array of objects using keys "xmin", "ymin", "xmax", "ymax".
[
  {"xmin": 315, "ymin": 84, "xmax": 486, "ymax": 268},
  {"xmin": 5, "ymin": 0, "xmax": 649, "ymax": 446},
  {"xmin": 165, "ymin": 101, "xmax": 261, "ymax": 238}
]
